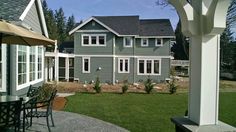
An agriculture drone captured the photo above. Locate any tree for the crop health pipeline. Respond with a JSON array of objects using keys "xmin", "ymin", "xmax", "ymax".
[
  {"xmin": 66, "ymin": 15, "xmax": 76, "ymax": 41},
  {"xmin": 171, "ymin": 21, "xmax": 189, "ymax": 60},
  {"xmin": 55, "ymin": 8, "xmax": 67, "ymax": 43}
]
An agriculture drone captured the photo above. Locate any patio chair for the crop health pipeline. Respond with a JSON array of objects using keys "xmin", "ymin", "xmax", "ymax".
[
  {"xmin": 26, "ymin": 89, "xmax": 57, "ymax": 132},
  {"xmin": 27, "ymin": 85, "xmax": 42, "ymax": 98},
  {"xmin": 0, "ymin": 98, "xmax": 23, "ymax": 132}
]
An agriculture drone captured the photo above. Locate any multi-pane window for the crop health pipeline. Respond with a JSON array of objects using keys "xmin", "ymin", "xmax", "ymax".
[
  {"xmin": 38, "ymin": 47, "xmax": 43, "ymax": 79},
  {"xmin": 82, "ymin": 57, "xmax": 90, "ymax": 73},
  {"xmin": 155, "ymin": 38, "xmax": 163, "ymax": 46},
  {"xmin": 29, "ymin": 47, "xmax": 36, "ymax": 81},
  {"xmin": 18, "ymin": 46, "xmax": 27, "ymax": 85},
  {"xmin": 123, "ymin": 37, "xmax": 133, "ymax": 47},
  {"xmin": 118, "ymin": 58, "xmax": 129, "ymax": 73},
  {"xmin": 138, "ymin": 59, "xmax": 161, "ymax": 75},
  {"xmin": 141, "ymin": 38, "xmax": 149, "ymax": 47},
  {"xmin": 82, "ymin": 34, "xmax": 106, "ymax": 46}
]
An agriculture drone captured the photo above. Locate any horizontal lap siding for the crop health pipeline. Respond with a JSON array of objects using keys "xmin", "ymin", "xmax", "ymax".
[
  {"xmin": 135, "ymin": 38, "xmax": 170, "ymax": 56},
  {"xmin": 115, "ymin": 37, "xmax": 134, "ymax": 55},
  {"xmin": 74, "ymin": 57, "xmax": 113, "ymax": 83}
]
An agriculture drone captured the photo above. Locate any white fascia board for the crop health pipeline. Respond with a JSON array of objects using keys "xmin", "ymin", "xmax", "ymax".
[
  {"xmin": 69, "ymin": 17, "xmax": 121, "ymax": 36},
  {"xmin": 136, "ymin": 36, "xmax": 176, "ymax": 38},
  {"xmin": 36, "ymin": 0, "xmax": 49, "ymax": 37},
  {"xmin": 19, "ymin": 0, "xmax": 35, "ymax": 21}
]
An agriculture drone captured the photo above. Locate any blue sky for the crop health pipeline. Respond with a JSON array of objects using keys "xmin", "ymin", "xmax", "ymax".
[{"xmin": 46, "ymin": 0, "xmax": 179, "ymax": 29}]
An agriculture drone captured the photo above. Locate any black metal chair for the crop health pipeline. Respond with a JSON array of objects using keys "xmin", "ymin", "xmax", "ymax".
[
  {"xmin": 26, "ymin": 89, "xmax": 57, "ymax": 132},
  {"xmin": 27, "ymin": 85, "xmax": 41, "ymax": 98},
  {"xmin": 0, "ymin": 98, "xmax": 23, "ymax": 132}
]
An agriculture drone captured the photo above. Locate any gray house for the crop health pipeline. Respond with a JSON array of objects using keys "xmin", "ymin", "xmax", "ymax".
[
  {"xmin": 69, "ymin": 16, "xmax": 174, "ymax": 84},
  {"xmin": 0, "ymin": 0, "xmax": 49, "ymax": 95}
]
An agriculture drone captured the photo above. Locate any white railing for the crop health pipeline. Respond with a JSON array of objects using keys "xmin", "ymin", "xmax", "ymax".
[{"xmin": 171, "ymin": 60, "xmax": 190, "ymax": 66}]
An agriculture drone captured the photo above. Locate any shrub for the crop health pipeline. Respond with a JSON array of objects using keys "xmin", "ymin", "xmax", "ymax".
[
  {"xmin": 93, "ymin": 77, "xmax": 101, "ymax": 93},
  {"xmin": 168, "ymin": 68, "xmax": 178, "ymax": 94},
  {"xmin": 144, "ymin": 77, "xmax": 154, "ymax": 94},
  {"xmin": 122, "ymin": 80, "xmax": 129, "ymax": 94},
  {"xmin": 38, "ymin": 83, "xmax": 56, "ymax": 101}
]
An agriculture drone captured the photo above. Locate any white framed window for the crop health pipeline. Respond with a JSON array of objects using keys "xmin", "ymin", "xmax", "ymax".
[
  {"xmin": 118, "ymin": 58, "xmax": 129, "ymax": 73},
  {"xmin": 38, "ymin": 47, "xmax": 43, "ymax": 79},
  {"xmin": 123, "ymin": 37, "xmax": 133, "ymax": 47},
  {"xmin": 82, "ymin": 57, "xmax": 90, "ymax": 73},
  {"xmin": 29, "ymin": 47, "xmax": 36, "ymax": 81},
  {"xmin": 17, "ymin": 46, "xmax": 44, "ymax": 90},
  {"xmin": 18, "ymin": 46, "xmax": 27, "ymax": 85},
  {"xmin": 141, "ymin": 38, "xmax": 149, "ymax": 47},
  {"xmin": 81, "ymin": 34, "xmax": 106, "ymax": 46},
  {"xmin": 137, "ymin": 59, "xmax": 161, "ymax": 75},
  {"xmin": 155, "ymin": 38, "xmax": 163, "ymax": 46},
  {"xmin": 0, "ymin": 44, "xmax": 7, "ymax": 92}
]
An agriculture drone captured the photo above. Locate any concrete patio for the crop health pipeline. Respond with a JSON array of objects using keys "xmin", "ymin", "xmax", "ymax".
[{"xmin": 25, "ymin": 110, "xmax": 129, "ymax": 132}]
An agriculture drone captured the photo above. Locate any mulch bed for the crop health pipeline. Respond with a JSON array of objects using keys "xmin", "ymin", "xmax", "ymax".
[{"xmin": 52, "ymin": 97, "xmax": 67, "ymax": 111}]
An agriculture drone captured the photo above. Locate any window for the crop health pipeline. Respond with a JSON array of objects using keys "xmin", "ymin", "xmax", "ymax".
[
  {"xmin": 82, "ymin": 57, "xmax": 90, "ymax": 73},
  {"xmin": 141, "ymin": 38, "xmax": 149, "ymax": 46},
  {"xmin": 38, "ymin": 47, "xmax": 43, "ymax": 79},
  {"xmin": 82, "ymin": 35, "xmax": 89, "ymax": 45},
  {"xmin": 123, "ymin": 37, "xmax": 133, "ymax": 47},
  {"xmin": 18, "ymin": 46, "xmax": 27, "ymax": 85},
  {"xmin": 82, "ymin": 34, "xmax": 106, "ymax": 46},
  {"xmin": 29, "ymin": 47, "xmax": 36, "ymax": 81},
  {"xmin": 118, "ymin": 58, "xmax": 129, "ymax": 73},
  {"xmin": 155, "ymin": 38, "xmax": 163, "ymax": 46},
  {"xmin": 138, "ymin": 59, "xmax": 161, "ymax": 75}
]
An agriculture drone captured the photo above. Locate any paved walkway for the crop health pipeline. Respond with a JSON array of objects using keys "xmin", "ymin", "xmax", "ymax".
[{"xmin": 26, "ymin": 110, "xmax": 129, "ymax": 132}]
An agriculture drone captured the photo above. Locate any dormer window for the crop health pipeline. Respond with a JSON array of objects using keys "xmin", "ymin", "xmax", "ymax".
[
  {"xmin": 155, "ymin": 38, "xmax": 163, "ymax": 46},
  {"xmin": 141, "ymin": 38, "xmax": 149, "ymax": 47},
  {"xmin": 123, "ymin": 37, "xmax": 133, "ymax": 47}
]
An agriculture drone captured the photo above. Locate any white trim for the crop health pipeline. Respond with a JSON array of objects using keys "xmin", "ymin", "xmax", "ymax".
[
  {"xmin": 155, "ymin": 38, "xmax": 163, "ymax": 46},
  {"xmin": 76, "ymin": 30, "xmax": 110, "ymax": 33},
  {"xmin": 16, "ymin": 46, "xmax": 44, "ymax": 90},
  {"xmin": 69, "ymin": 17, "xmax": 120, "ymax": 36},
  {"xmin": 123, "ymin": 37, "xmax": 133, "ymax": 47},
  {"xmin": 137, "ymin": 58, "xmax": 161, "ymax": 76},
  {"xmin": 136, "ymin": 36, "xmax": 175, "ymax": 38},
  {"xmin": 81, "ymin": 34, "xmax": 106, "ymax": 46},
  {"xmin": 112, "ymin": 37, "xmax": 116, "ymax": 84},
  {"xmin": 82, "ymin": 57, "xmax": 90, "ymax": 73},
  {"xmin": 19, "ymin": 0, "xmax": 35, "ymax": 21},
  {"xmin": 141, "ymin": 38, "xmax": 149, "ymax": 47},
  {"xmin": 118, "ymin": 58, "xmax": 130, "ymax": 73},
  {"xmin": 0, "ymin": 44, "xmax": 7, "ymax": 92},
  {"xmin": 74, "ymin": 54, "xmax": 172, "ymax": 59},
  {"xmin": 36, "ymin": 0, "xmax": 49, "ymax": 37}
]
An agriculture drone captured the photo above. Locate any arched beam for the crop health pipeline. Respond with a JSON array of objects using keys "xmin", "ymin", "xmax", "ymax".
[
  {"xmin": 169, "ymin": 0, "xmax": 196, "ymax": 36},
  {"xmin": 205, "ymin": 0, "xmax": 231, "ymax": 35}
]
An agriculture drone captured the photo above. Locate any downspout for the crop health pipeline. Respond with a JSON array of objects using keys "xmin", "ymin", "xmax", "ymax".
[{"xmin": 133, "ymin": 37, "xmax": 135, "ymax": 83}]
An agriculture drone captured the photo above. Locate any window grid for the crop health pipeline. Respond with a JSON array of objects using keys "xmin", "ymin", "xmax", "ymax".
[
  {"xmin": 138, "ymin": 59, "xmax": 161, "ymax": 75},
  {"xmin": 118, "ymin": 58, "xmax": 129, "ymax": 73}
]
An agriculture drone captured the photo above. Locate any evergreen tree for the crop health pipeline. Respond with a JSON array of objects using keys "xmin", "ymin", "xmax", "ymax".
[
  {"xmin": 55, "ymin": 8, "xmax": 67, "ymax": 43},
  {"xmin": 66, "ymin": 15, "xmax": 76, "ymax": 41},
  {"xmin": 171, "ymin": 20, "xmax": 189, "ymax": 60}
]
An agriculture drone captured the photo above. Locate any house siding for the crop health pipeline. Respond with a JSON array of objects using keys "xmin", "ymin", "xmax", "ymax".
[
  {"xmin": 10, "ymin": 2, "xmax": 44, "ymax": 95},
  {"xmin": 74, "ymin": 57, "xmax": 113, "ymax": 83}
]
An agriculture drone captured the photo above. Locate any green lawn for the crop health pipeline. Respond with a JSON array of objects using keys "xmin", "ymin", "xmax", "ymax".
[{"xmin": 64, "ymin": 92, "xmax": 236, "ymax": 132}]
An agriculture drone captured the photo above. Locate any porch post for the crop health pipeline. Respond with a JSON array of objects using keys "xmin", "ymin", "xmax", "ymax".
[
  {"xmin": 65, "ymin": 57, "xmax": 69, "ymax": 81},
  {"xmin": 169, "ymin": 0, "xmax": 236, "ymax": 130}
]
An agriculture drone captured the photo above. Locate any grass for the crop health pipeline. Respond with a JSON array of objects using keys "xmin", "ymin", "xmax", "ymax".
[{"xmin": 64, "ymin": 92, "xmax": 236, "ymax": 132}]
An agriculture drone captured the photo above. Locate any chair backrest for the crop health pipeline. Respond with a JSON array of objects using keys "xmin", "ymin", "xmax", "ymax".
[
  {"xmin": 27, "ymin": 85, "xmax": 41, "ymax": 98},
  {"xmin": 0, "ymin": 98, "xmax": 23, "ymax": 128}
]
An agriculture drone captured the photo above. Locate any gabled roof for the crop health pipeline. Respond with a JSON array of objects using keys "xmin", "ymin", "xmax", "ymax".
[
  {"xmin": 94, "ymin": 16, "xmax": 140, "ymax": 35},
  {"xmin": 139, "ymin": 19, "xmax": 175, "ymax": 37},
  {"xmin": 69, "ymin": 15, "xmax": 175, "ymax": 37},
  {"xmin": 0, "ymin": 0, "xmax": 49, "ymax": 37},
  {"xmin": 0, "ymin": 0, "xmax": 30, "ymax": 21}
]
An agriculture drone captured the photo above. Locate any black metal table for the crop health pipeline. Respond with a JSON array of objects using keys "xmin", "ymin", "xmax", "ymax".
[{"xmin": 0, "ymin": 95, "xmax": 30, "ymax": 132}]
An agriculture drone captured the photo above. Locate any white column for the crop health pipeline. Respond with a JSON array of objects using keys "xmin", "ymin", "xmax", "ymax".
[
  {"xmin": 189, "ymin": 35, "xmax": 220, "ymax": 125},
  {"xmin": 65, "ymin": 57, "xmax": 69, "ymax": 81},
  {"xmin": 54, "ymin": 54, "xmax": 59, "ymax": 82}
]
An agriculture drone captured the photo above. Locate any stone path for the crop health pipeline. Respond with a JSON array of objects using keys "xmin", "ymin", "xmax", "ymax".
[{"xmin": 25, "ymin": 110, "xmax": 129, "ymax": 132}]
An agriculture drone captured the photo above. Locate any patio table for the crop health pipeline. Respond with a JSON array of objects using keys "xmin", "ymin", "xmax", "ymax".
[{"xmin": 0, "ymin": 95, "xmax": 30, "ymax": 132}]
